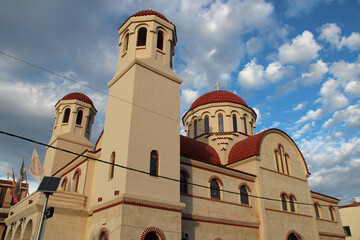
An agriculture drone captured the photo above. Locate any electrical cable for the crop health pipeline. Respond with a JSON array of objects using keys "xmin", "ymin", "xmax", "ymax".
[
  {"xmin": 0, "ymin": 130, "xmax": 342, "ymax": 208},
  {"xmin": 0, "ymin": 51, "xmax": 180, "ymax": 123}
]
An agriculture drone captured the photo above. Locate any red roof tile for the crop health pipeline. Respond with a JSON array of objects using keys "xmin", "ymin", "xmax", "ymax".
[
  {"xmin": 180, "ymin": 135, "xmax": 221, "ymax": 165},
  {"xmin": 227, "ymin": 128, "xmax": 310, "ymax": 175},
  {"xmin": 132, "ymin": 10, "xmax": 169, "ymax": 22},
  {"xmin": 59, "ymin": 92, "xmax": 95, "ymax": 108},
  {"xmin": 339, "ymin": 202, "xmax": 360, "ymax": 208},
  {"xmin": 189, "ymin": 90, "xmax": 248, "ymax": 112}
]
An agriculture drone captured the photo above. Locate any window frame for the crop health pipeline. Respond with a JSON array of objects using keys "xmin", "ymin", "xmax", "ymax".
[
  {"xmin": 137, "ymin": 27, "xmax": 147, "ymax": 47},
  {"xmin": 76, "ymin": 109, "xmax": 83, "ymax": 125},
  {"xmin": 210, "ymin": 178, "xmax": 221, "ymax": 200},
  {"xmin": 62, "ymin": 108, "xmax": 71, "ymax": 123},
  {"xmin": 204, "ymin": 115, "xmax": 210, "ymax": 134},
  {"xmin": 157, "ymin": 30, "xmax": 164, "ymax": 50},
  {"xmin": 240, "ymin": 185, "xmax": 249, "ymax": 205},
  {"xmin": 218, "ymin": 113, "xmax": 224, "ymax": 132},
  {"xmin": 281, "ymin": 194, "xmax": 288, "ymax": 211},
  {"xmin": 150, "ymin": 150, "xmax": 159, "ymax": 176},
  {"xmin": 232, "ymin": 114, "xmax": 238, "ymax": 132}
]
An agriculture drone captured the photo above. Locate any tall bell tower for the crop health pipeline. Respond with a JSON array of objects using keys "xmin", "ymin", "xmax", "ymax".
[{"xmin": 93, "ymin": 9, "xmax": 184, "ymax": 239}]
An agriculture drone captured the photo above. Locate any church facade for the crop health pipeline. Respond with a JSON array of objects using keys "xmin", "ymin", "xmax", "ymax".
[{"xmin": 4, "ymin": 10, "xmax": 345, "ymax": 240}]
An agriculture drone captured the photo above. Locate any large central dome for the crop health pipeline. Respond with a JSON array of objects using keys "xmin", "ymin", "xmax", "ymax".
[{"xmin": 189, "ymin": 90, "xmax": 248, "ymax": 111}]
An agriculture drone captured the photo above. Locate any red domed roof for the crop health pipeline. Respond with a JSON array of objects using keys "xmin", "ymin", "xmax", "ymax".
[
  {"xmin": 189, "ymin": 90, "xmax": 248, "ymax": 111},
  {"xmin": 132, "ymin": 10, "xmax": 169, "ymax": 22},
  {"xmin": 61, "ymin": 92, "xmax": 94, "ymax": 107}
]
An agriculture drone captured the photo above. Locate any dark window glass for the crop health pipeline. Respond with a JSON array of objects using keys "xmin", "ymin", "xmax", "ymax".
[
  {"xmin": 86, "ymin": 114, "xmax": 92, "ymax": 131},
  {"xmin": 194, "ymin": 119, "xmax": 197, "ymax": 138},
  {"xmin": 62, "ymin": 108, "xmax": 71, "ymax": 123},
  {"xmin": 233, "ymin": 114, "xmax": 237, "ymax": 132},
  {"xmin": 281, "ymin": 194, "xmax": 287, "ymax": 211},
  {"xmin": 180, "ymin": 171, "xmax": 187, "ymax": 194},
  {"xmin": 218, "ymin": 114, "xmax": 224, "ymax": 132},
  {"xmin": 73, "ymin": 172, "xmax": 80, "ymax": 192},
  {"xmin": 144, "ymin": 232, "xmax": 159, "ymax": 240},
  {"xmin": 288, "ymin": 233, "xmax": 299, "ymax": 240},
  {"xmin": 157, "ymin": 30, "xmax": 164, "ymax": 50},
  {"xmin": 137, "ymin": 27, "xmax": 147, "ymax": 46},
  {"xmin": 240, "ymin": 185, "xmax": 249, "ymax": 205},
  {"xmin": 290, "ymin": 196, "xmax": 295, "ymax": 212},
  {"xmin": 109, "ymin": 152, "xmax": 115, "ymax": 179},
  {"xmin": 344, "ymin": 226, "xmax": 352, "ymax": 236},
  {"xmin": 314, "ymin": 203, "xmax": 320, "ymax": 218},
  {"xmin": 0, "ymin": 187, "xmax": 6, "ymax": 207},
  {"xmin": 124, "ymin": 33, "xmax": 129, "ymax": 52},
  {"xmin": 210, "ymin": 179, "xmax": 220, "ymax": 199},
  {"xmin": 76, "ymin": 110, "xmax": 83, "ymax": 125},
  {"xmin": 204, "ymin": 116, "xmax": 210, "ymax": 133},
  {"xmin": 243, "ymin": 116, "xmax": 248, "ymax": 135},
  {"xmin": 150, "ymin": 150, "xmax": 159, "ymax": 176},
  {"xmin": 329, "ymin": 207, "xmax": 335, "ymax": 221}
]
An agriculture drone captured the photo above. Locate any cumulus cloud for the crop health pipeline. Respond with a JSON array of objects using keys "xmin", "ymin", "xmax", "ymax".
[
  {"xmin": 319, "ymin": 23, "xmax": 360, "ymax": 51},
  {"xmin": 324, "ymin": 102, "xmax": 360, "ymax": 128},
  {"xmin": 237, "ymin": 59, "xmax": 265, "ymax": 89},
  {"xmin": 265, "ymin": 62, "xmax": 288, "ymax": 83},
  {"xmin": 301, "ymin": 59, "xmax": 328, "ymax": 85},
  {"xmin": 345, "ymin": 81, "xmax": 360, "ymax": 97},
  {"xmin": 293, "ymin": 123, "xmax": 311, "ymax": 139},
  {"xmin": 296, "ymin": 108, "xmax": 322, "ymax": 123},
  {"xmin": 181, "ymin": 89, "xmax": 199, "ymax": 109},
  {"xmin": 279, "ymin": 31, "xmax": 321, "ymax": 65},
  {"xmin": 319, "ymin": 78, "xmax": 349, "ymax": 111},
  {"xmin": 329, "ymin": 61, "xmax": 360, "ymax": 83},
  {"xmin": 293, "ymin": 102, "xmax": 307, "ymax": 111}
]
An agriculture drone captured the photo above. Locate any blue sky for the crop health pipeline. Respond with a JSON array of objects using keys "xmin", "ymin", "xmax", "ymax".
[{"xmin": 0, "ymin": 0, "xmax": 359, "ymax": 205}]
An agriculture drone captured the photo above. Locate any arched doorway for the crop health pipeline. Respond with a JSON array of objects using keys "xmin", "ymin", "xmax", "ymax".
[
  {"xmin": 288, "ymin": 232, "xmax": 300, "ymax": 240},
  {"xmin": 144, "ymin": 232, "xmax": 159, "ymax": 240},
  {"xmin": 22, "ymin": 220, "xmax": 33, "ymax": 240}
]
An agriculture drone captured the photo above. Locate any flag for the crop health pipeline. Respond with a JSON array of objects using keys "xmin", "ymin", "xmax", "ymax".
[
  {"xmin": 14, "ymin": 156, "xmax": 26, "ymax": 196},
  {"xmin": 10, "ymin": 168, "xmax": 18, "ymax": 204},
  {"xmin": 29, "ymin": 145, "xmax": 45, "ymax": 183}
]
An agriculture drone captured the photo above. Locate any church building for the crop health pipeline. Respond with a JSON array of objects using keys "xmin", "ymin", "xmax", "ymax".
[{"xmin": 4, "ymin": 10, "xmax": 346, "ymax": 240}]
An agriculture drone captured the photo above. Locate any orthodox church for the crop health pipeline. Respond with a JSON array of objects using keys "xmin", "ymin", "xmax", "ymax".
[{"xmin": 5, "ymin": 10, "xmax": 346, "ymax": 240}]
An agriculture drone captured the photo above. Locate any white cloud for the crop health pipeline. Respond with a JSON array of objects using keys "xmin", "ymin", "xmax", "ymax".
[
  {"xmin": 238, "ymin": 59, "xmax": 265, "ymax": 89},
  {"xmin": 246, "ymin": 37, "xmax": 264, "ymax": 56},
  {"xmin": 265, "ymin": 62, "xmax": 287, "ymax": 82},
  {"xmin": 342, "ymin": 32, "xmax": 360, "ymax": 51},
  {"xmin": 324, "ymin": 102, "xmax": 360, "ymax": 128},
  {"xmin": 279, "ymin": 31, "xmax": 321, "ymax": 65},
  {"xmin": 293, "ymin": 102, "xmax": 306, "ymax": 111},
  {"xmin": 329, "ymin": 61, "xmax": 360, "ymax": 83},
  {"xmin": 319, "ymin": 23, "xmax": 360, "ymax": 51},
  {"xmin": 253, "ymin": 107, "xmax": 261, "ymax": 124},
  {"xmin": 296, "ymin": 108, "xmax": 322, "ymax": 123},
  {"xmin": 293, "ymin": 123, "xmax": 311, "ymax": 139},
  {"xmin": 319, "ymin": 78, "xmax": 349, "ymax": 111},
  {"xmin": 345, "ymin": 81, "xmax": 360, "ymax": 97},
  {"xmin": 181, "ymin": 89, "xmax": 199, "ymax": 107},
  {"xmin": 301, "ymin": 59, "xmax": 328, "ymax": 85}
]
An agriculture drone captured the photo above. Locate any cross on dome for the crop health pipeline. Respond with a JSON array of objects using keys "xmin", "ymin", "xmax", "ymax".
[{"xmin": 215, "ymin": 81, "xmax": 221, "ymax": 91}]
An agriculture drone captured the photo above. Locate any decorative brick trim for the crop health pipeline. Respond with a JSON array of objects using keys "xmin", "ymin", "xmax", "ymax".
[
  {"xmin": 73, "ymin": 168, "xmax": 81, "ymax": 178},
  {"xmin": 182, "ymin": 217, "xmax": 259, "ymax": 229},
  {"xmin": 285, "ymin": 230, "xmax": 302, "ymax": 240},
  {"xmin": 260, "ymin": 167, "xmax": 307, "ymax": 182},
  {"xmin": 140, "ymin": 226, "xmax": 166, "ymax": 240},
  {"xmin": 92, "ymin": 200, "xmax": 182, "ymax": 215},
  {"xmin": 98, "ymin": 227, "xmax": 109, "ymax": 240},
  {"xmin": 98, "ymin": 197, "xmax": 102, "ymax": 202},
  {"xmin": 208, "ymin": 175, "xmax": 223, "ymax": 186},
  {"xmin": 238, "ymin": 183, "xmax": 251, "ymax": 192},
  {"xmin": 181, "ymin": 193, "xmax": 252, "ymax": 208},
  {"xmin": 265, "ymin": 208, "xmax": 312, "ymax": 218},
  {"xmin": 114, "ymin": 190, "xmax": 120, "ymax": 196},
  {"xmin": 180, "ymin": 167, "xmax": 191, "ymax": 179},
  {"xmin": 28, "ymin": 200, "xmax": 33, "ymax": 204},
  {"xmin": 318, "ymin": 233, "xmax": 345, "ymax": 239}
]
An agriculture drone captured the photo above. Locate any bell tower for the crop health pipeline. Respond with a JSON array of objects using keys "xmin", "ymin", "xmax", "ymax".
[
  {"xmin": 43, "ymin": 92, "xmax": 97, "ymax": 175},
  {"xmin": 93, "ymin": 10, "xmax": 184, "ymax": 239}
]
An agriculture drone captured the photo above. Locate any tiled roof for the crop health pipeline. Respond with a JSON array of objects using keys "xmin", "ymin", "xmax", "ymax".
[
  {"xmin": 189, "ymin": 90, "xmax": 248, "ymax": 112},
  {"xmin": 132, "ymin": 10, "xmax": 169, "ymax": 22},
  {"xmin": 180, "ymin": 135, "xmax": 221, "ymax": 165},
  {"xmin": 227, "ymin": 128, "xmax": 310, "ymax": 175},
  {"xmin": 339, "ymin": 202, "xmax": 360, "ymax": 208},
  {"xmin": 60, "ymin": 92, "xmax": 94, "ymax": 107}
]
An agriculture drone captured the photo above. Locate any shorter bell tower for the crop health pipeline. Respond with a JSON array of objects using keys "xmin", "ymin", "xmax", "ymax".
[{"xmin": 43, "ymin": 92, "xmax": 97, "ymax": 175}]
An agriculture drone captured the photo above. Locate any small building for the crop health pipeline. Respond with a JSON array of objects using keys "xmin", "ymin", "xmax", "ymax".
[
  {"xmin": 0, "ymin": 179, "xmax": 28, "ymax": 238},
  {"xmin": 4, "ymin": 9, "xmax": 346, "ymax": 240},
  {"xmin": 339, "ymin": 202, "xmax": 360, "ymax": 239}
]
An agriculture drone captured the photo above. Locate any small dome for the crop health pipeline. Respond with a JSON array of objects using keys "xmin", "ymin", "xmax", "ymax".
[
  {"xmin": 61, "ymin": 92, "xmax": 94, "ymax": 107},
  {"xmin": 132, "ymin": 10, "xmax": 169, "ymax": 22},
  {"xmin": 189, "ymin": 90, "xmax": 248, "ymax": 111}
]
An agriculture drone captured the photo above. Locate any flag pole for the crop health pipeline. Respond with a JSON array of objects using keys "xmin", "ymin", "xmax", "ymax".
[{"xmin": 23, "ymin": 155, "xmax": 29, "ymax": 197}]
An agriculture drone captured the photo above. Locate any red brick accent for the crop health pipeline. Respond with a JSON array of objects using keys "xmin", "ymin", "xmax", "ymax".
[
  {"xmin": 98, "ymin": 227, "xmax": 109, "ymax": 240},
  {"xmin": 140, "ymin": 226, "xmax": 166, "ymax": 240},
  {"xmin": 208, "ymin": 175, "xmax": 223, "ymax": 186},
  {"xmin": 73, "ymin": 168, "xmax": 81, "ymax": 178},
  {"xmin": 318, "ymin": 233, "xmax": 345, "ymax": 239},
  {"xmin": 114, "ymin": 190, "xmax": 119, "ymax": 196},
  {"xmin": 285, "ymin": 230, "xmax": 302, "ymax": 240},
  {"xmin": 238, "ymin": 183, "xmax": 251, "ymax": 192},
  {"xmin": 98, "ymin": 197, "xmax": 102, "ymax": 202},
  {"xmin": 28, "ymin": 200, "xmax": 33, "ymax": 204},
  {"xmin": 10, "ymin": 212, "xmax": 13, "ymax": 215}
]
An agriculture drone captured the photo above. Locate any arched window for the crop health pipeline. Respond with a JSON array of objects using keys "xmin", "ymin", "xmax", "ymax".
[
  {"xmin": 62, "ymin": 108, "xmax": 71, "ymax": 123},
  {"xmin": 218, "ymin": 113, "xmax": 224, "ymax": 132},
  {"xmin": 144, "ymin": 232, "xmax": 159, "ymax": 240},
  {"xmin": 204, "ymin": 115, "xmax": 210, "ymax": 133},
  {"xmin": 150, "ymin": 150, "xmax": 159, "ymax": 176},
  {"xmin": 275, "ymin": 150, "xmax": 280, "ymax": 172},
  {"xmin": 289, "ymin": 195, "xmax": 296, "ymax": 212},
  {"xmin": 109, "ymin": 152, "xmax": 115, "ymax": 179},
  {"xmin": 194, "ymin": 119, "xmax": 197, "ymax": 138},
  {"xmin": 329, "ymin": 206, "xmax": 335, "ymax": 221},
  {"xmin": 210, "ymin": 179, "xmax": 220, "ymax": 199},
  {"xmin": 281, "ymin": 194, "xmax": 287, "ymax": 211},
  {"xmin": 137, "ymin": 27, "xmax": 147, "ymax": 46},
  {"xmin": 240, "ymin": 185, "xmax": 249, "ymax": 205},
  {"xmin": 285, "ymin": 154, "xmax": 290, "ymax": 175},
  {"xmin": 232, "ymin": 114, "xmax": 238, "ymax": 132},
  {"xmin": 180, "ymin": 171, "xmax": 188, "ymax": 194},
  {"xmin": 123, "ymin": 33, "xmax": 129, "ymax": 52},
  {"xmin": 288, "ymin": 233, "xmax": 300, "ymax": 240},
  {"xmin": 86, "ymin": 114, "xmax": 93, "ymax": 131},
  {"xmin": 314, "ymin": 203, "xmax": 321, "ymax": 218},
  {"xmin": 157, "ymin": 30, "xmax": 164, "ymax": 50},
  {"xmin": 76, "ymin": 110, "xmax": 83, "ymax": 125},
  {"xmin": 73, "ymin": 171, "xmax": 80, "ymax": 193},
  {"xmin": 61, "ymin": 178, "xmax": 67, "ymax": 191},
  {"xmin": 243, "ymin": 115, "xmax": 248, "ymax": 135}
]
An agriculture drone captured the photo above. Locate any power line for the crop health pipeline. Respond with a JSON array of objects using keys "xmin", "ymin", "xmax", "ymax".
[
  {"xmin": 0, "ymin": 130, "xmax": 341, "ymax": 208},
  {"xmin": 0, "ymin": 51, "xmax": 179, "ymax": 123}
]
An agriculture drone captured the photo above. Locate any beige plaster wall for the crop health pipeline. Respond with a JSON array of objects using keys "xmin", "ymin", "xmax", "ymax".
[{"xmin": 339, "ymin": 206, "xmax": 360, "ymax": 240}]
